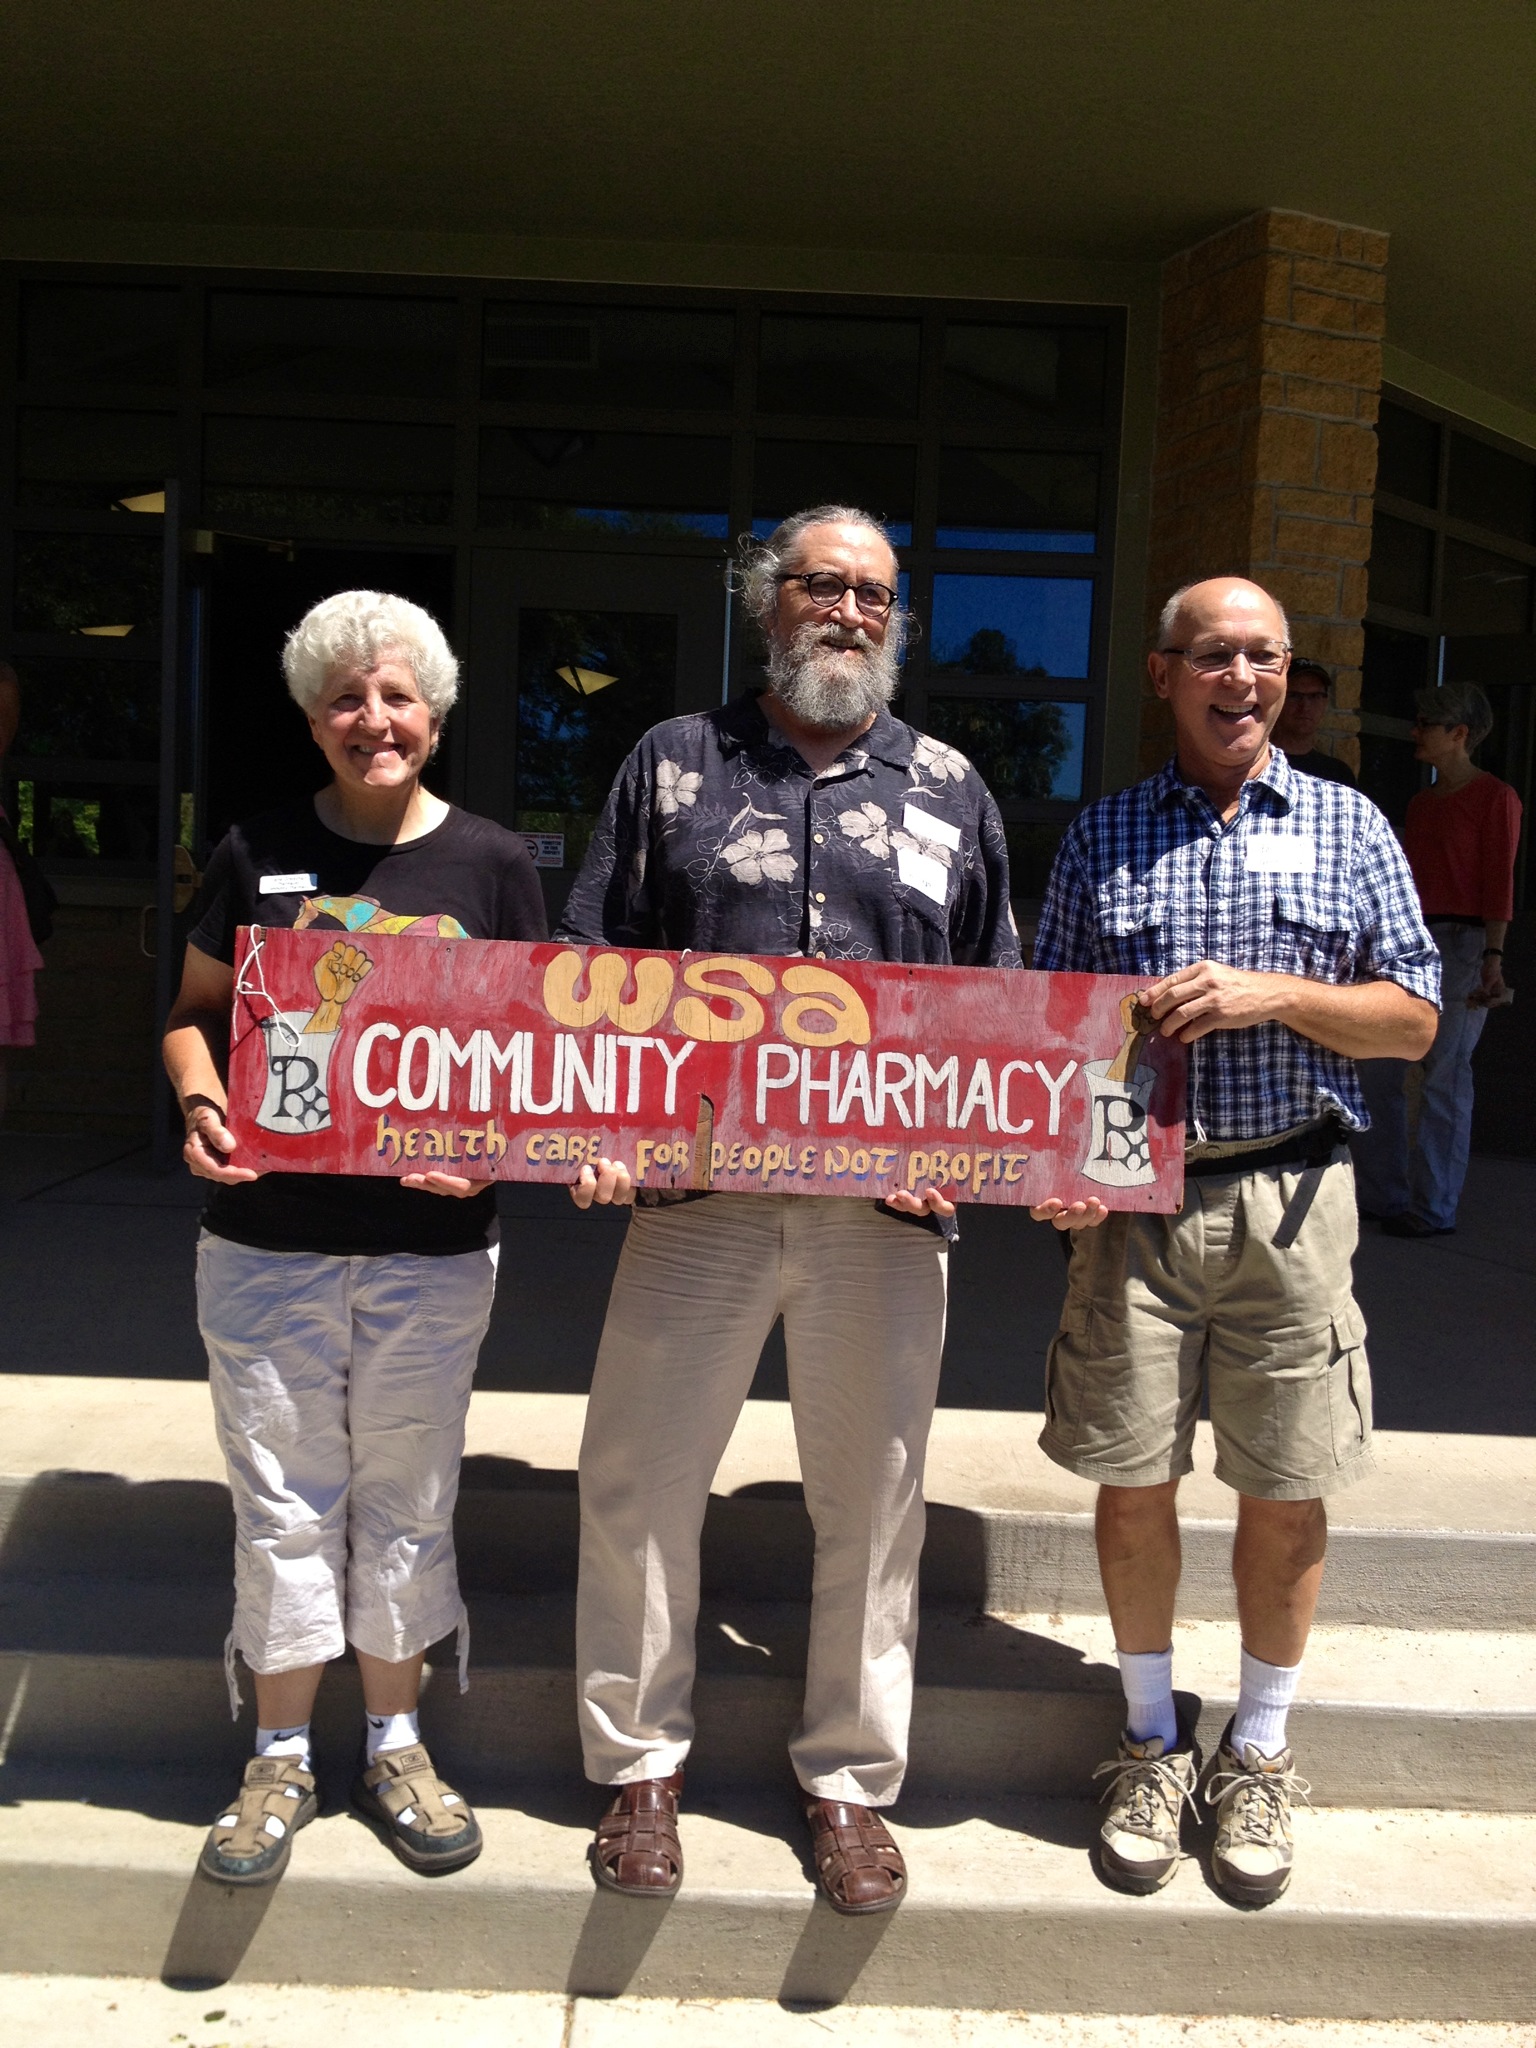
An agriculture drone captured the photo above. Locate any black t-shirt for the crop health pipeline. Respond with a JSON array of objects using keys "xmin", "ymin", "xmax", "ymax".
[
  {"xmin": 187, "ymin": 801, "xmax": 547, "ymax": 1257},
  {"xmin": 1287, "ymin": 748, "xmax": 1357, "ymax": 786}
]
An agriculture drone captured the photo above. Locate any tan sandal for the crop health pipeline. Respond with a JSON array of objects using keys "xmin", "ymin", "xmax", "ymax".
[
  {"xmin": 591, "ymin": 1770, "xmax": 685, "ymax": 1896},
  {"xmin": 199, "ymin": 1755, "xmax": 317, "ymax": 1887},
  {"xmin": 350, "ymin": 1743, "xmax": 482, "ymax": 1874},
  {"xmin": 804, "ymin": 1795, "xmax": 907, "ymax": 1915}
]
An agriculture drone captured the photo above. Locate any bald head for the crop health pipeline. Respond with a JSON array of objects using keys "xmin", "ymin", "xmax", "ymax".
[{"xmin": 1157, "ymin": 578, "xmax": 1289, "ymax": 650}]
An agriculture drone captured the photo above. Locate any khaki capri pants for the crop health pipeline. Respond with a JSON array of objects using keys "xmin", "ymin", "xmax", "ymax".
[
  {"xmin": 1038, "ymin": 1153, "xmax": 1373, "ymax": 1502},
  {"xmin": 196, "ymin": 1231, "xmax": 498, "ymax": 1708}
]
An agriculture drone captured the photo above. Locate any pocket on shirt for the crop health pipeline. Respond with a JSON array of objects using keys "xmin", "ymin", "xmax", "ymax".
[
  {"xmin": 1271, "ymin": 881, "xmax": 1355, "ymax": 980},
  {"xmin": 1094, "ymin": 884, "xmax": 1168, "ymax": 976}
]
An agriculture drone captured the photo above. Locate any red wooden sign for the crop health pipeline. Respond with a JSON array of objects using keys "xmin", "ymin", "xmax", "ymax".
[{"xmin": 226, "ymin": 928, "xmax": 1187, "ymax": 1210}]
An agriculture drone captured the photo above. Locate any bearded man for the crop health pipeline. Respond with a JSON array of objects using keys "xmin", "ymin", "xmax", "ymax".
[{"xmin": 555, "ymin": 505, "xmax": 1020, "ymax": 1912}]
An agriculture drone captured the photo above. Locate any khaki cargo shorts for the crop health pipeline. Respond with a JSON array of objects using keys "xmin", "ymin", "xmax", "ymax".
[{"xmin": 1038, "ymin": 1152, "xmax": 1374, "ymax": 1501}]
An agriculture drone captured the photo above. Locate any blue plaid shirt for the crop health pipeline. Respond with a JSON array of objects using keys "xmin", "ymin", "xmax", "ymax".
[{"xmin": 1033, "ymin": 750, "xmax": 1441, "ymax": 1143}]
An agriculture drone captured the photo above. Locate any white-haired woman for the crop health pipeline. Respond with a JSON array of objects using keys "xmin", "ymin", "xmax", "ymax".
[{"xmin": 164, "ymin": 591, "xmax": 546, "ymax": 1886}]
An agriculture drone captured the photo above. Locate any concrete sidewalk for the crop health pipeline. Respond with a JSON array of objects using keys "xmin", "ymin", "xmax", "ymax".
[{"xmin": 1, "ymin": 1135, "xmax": 1532, "ymax": 1433}]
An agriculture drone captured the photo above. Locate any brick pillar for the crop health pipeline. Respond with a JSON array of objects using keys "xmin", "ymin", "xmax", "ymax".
[{"xmin": 1141, "ymin": 208, "xmax": 1388, "ymax": 776}]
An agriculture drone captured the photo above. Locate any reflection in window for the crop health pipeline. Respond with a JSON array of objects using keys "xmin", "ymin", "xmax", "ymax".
[
  {"xmin": 17, "ymin": 409, "xmax": 177, "ymax": 511},
  {"xmin": 1376, "ymin": 401, "xmax": 1441, "ymax": 508},
  {"xmin": 1448, "ymin": 433, "xmax": 1536, "ymax": 546},
  {"xmin": 516, "ymin": 610, "xmax": 678, "ymax": 868},
  {"xmin": 7, "ymin": 659, "xmax": 160, "ymax": 760},
  {"xmin": 203, "ymin": 416, "xmax": 454, "ymax": 526},
  {"xmin": 1361, "ymin": 621, "xmax": 1432, "ymax": 720},
  {"xmin": 483, "ymin": 303, "xmax": 735, "ymax": 408},
  {"xmin": 936, "ymin": 447, "xmax": 1097, "ymax": 552},
  {"xmin": 1367, "ymin": 512, "xmax": 1434, "ymax": 616},
  {"xmin": 479, "ymin": 429, "xmax": 729, "ymax": 537},
  {"xmin": 12, "ymin": 533, "xmax": 164, "ymax": 636},
  {"xmin": 1440, "ymin": 539, "xmax": 1532, "ymax": 637},
  {"xmin": 926, "ymin": 696, "xmax": 1086, "ymax": 800},
  {"xmin": 752, "ymin": 440, "xmax": 915, "ymax": 545},
  {"xmin": 206, "ymin": 292, "xmax": 458, "ymax": 400},
  {"xmin": 21, "ymin": 285, "xmax": 181, "ymax": 386},
  {"xmin": 930, "ymin": 574, "xmax": 1092, "ymax": 679},
  {"xmin": 10, "ymin": 777, "xmax": 158, "ymax": 863},
  {"xmin": 942, "ymin": 324, "xmax": 1107, "ymax": 429},
  {"xmin": 757, "ymin": 316, "xmax": 921, "ymax": 418}
]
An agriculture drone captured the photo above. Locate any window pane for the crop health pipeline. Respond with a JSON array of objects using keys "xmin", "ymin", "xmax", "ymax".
[
  {"xmin": 930, "ymin": 574, "xmax": 1093, "ymax": 679},
  {"xmin": 20, "ymin": 284, "xmax": 180, "ymax": 385},
  {"xmin": 942, "ymin": 323, "xmax": 1107, "ymax": 429},
  {"xmin": 1358, "ymin": 733, "xmax": 1423, "ymax": 829},
  {"xmin": 1440, "ymin": 539, "xmax": 1532, "ymax": 637},
  {"xmin": 479, "ymin": 429, "xmax": 729, "ymax": 537},
  {"xmin": 1367, "ymin": 512, "xmax": 1434, "ymax": 615},
  {"xmin": 1009, "ymin": 822, "xmax": 1068, "ymax": 904},
  {"xmin": 925, "ymin": 695, "xmax": 1086, "ymax": 800},
  {"xmin": 752, "ymin": 440, "xmax": 915, "ymax": 544},
  {"xmin": 12, "ymin": 532, "xmax": 164, "ymax": 636},
  {"xmin": 516, "ymin": 609, "xmax": 678, "ymax": 868},
  {"xmin": 1376, "ymin": 401, "xmax": 1440, "ymax": 507},
  {"xmin": 483, "ymin": 303, "xmax": 735, "ymax": 408},
  {"xmin": 1447, "ymin": 433, "xmax": 1536, "ymax": 545},
  {"xmin": 203, "ymin": 416, "xmax": 454, "ymax": 526},
  {"xmin": 11, "ymin": 777, "xmax": 158, "ymax": 863},
  {"xmin": 16, "ymin": 408, "xmax": 177, "ymax": 511},
  {"xmin": 7, "ymin": 657, "xmax": 160, "ymax": 760},
  {"xmin": 937, "ymin": 447, "xmax": 1098, "ymax": 551},
  {"xmin": 757, "ymin": 315, "xmax": 920, "ymax": 418},
  {"xmin": 1360, "ymin": 620, "xmax": 1431, "ymax": 720},
  {"xmin": 206, "ymin": 292, "xmax": 458, "ymax": 400}
]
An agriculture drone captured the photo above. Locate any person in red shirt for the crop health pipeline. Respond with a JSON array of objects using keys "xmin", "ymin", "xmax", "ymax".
[{"xmin": 1353, "ymin": 681, "xmax": 1522, "ymax": 1235}]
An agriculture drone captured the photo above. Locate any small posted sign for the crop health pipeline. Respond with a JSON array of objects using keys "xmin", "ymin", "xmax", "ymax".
[{"xmin": 227, "ymin": 929, "xmax": 1187, "ymax": 1210}]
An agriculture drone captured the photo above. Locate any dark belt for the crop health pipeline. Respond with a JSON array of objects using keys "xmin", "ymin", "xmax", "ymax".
[
  {"xmin": 1426, "ymin": 913, "xmax": 1484, "ymax": 929},
  {"xmin": 1184, "ymin": 1119, "xmax": 1345, "ymax": 1180}
]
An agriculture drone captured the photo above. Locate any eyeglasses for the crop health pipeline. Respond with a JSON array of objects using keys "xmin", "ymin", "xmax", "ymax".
[
  {"xmin": 777, "ymin": 572, "xmax": 898, "ymax": 619},
  {"xmin": 1410, "ymin": 716, "xmax": 1453, "ymax": 731},
  {"xmin": 1161, "ymin": 643, "xmax": 1292, "ymax": 675}
]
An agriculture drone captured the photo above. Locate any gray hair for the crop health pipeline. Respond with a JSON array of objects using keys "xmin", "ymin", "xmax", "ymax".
[
  {"xmin": 735, "ymin": 504, "xmax": 911, "ymax": 659},
  {"xmin": 282, "ymin": 590, "xmax": 460, "ymax": 719},
  {"xmin": 1415, "ymin": 681, "xmax": 1494, "ymax": 749},
  {"xmin": 1156, "ymin": 578, "xmax": 1291, "ymax": 650}
]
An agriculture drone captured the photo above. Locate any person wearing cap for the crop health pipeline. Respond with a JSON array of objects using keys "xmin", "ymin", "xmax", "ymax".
[
  {"xmin": 1270, "ymin": 658, "xmax": 1357, "ymax": 786},
  {"xmin": 1353, "ymin": 680, "xmax": 1522, "ymax": 1237}
]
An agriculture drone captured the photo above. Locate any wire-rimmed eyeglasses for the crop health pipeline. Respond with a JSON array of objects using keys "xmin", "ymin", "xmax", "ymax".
[
  {"xmin": 777, "ymin": 572, "xmax": 898, "ymax": 619},
  {"xmin": 1160, "ymin": 642, "xmax": 1292, "ymax": 675}
]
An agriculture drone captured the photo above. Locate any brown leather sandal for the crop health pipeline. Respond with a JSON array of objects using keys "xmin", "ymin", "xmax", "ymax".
[
  {"xmin": 591, "ymin": 1769, "xmax": 685, "ymax": 1897},
  {"xmin": 804, "ymin": 1796, "xmax": 907, "ymax": 1915}
]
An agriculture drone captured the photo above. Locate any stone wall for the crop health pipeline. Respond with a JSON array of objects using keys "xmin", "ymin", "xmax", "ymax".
[{"xmin": 1142, "ymin": 208, "xmax": 1388, "ymax": 774}]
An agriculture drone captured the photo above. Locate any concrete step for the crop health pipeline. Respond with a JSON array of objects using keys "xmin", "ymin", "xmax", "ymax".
[
  {"xmin": 3, "ymin": 1381, "xmax": 1534, "ymax": 1628},
  {"xmin": 0, "ymin": 1770, "xmax": 1530, "ymax": 2019},
  {"xmin": 3, "ymin": 1595, "xmax": 1532, "ymax": 1812}
]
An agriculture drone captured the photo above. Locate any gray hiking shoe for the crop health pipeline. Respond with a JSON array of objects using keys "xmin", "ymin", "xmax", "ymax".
[
  {"xmin": 1205, "ymin": 1721, "xmax": 1311, "ymax": 1906},
  {"xmin": 1092, "ymin": 1731, "xmax": 1200, "ymax": 1893}
]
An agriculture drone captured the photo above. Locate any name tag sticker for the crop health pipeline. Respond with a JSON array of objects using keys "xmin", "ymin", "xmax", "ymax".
[
  {"xmin": 259, "ymin": 872, "xmax": 319, "ymax": 895},
  {"xmin": 897, "ymin": 842, "xmax": 950, "ymax": 905},
  {"xmin": 1244, "ymin": 836, "xmax": 1316, "ymax": 874},
  {"xmin": 902, "ymin": 802, "xmax": 962, "ymax": 852}
]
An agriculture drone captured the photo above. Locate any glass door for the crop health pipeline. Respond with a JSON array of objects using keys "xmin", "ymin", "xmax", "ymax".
[{"xmin": 465, "ymin": 549, "xmax": 728, "ymax": 920}]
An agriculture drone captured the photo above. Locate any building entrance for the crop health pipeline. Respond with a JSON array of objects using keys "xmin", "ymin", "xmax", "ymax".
[{"xmin": 464, "ymin": 548, "xmax": 728, "ymax": 919}]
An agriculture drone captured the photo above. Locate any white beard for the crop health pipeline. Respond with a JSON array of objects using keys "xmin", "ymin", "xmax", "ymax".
[{"xmin": 765, "ymin": 622, "xmax": 900, "ymax": 732}]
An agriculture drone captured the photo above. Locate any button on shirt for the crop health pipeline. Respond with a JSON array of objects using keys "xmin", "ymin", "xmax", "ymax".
[
  {"xmin": 1032, "ymin": 751, "xmax": 1440, "ymax": 1143},
  {"xmin": 557, "ymin": 695, "xmax": 1023, "ymax": 970}
]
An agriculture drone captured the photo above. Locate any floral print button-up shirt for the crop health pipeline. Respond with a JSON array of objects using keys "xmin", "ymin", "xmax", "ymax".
[{"xmin": 556, "ymin": 694, "xmax": 1023, "ymax": 970}]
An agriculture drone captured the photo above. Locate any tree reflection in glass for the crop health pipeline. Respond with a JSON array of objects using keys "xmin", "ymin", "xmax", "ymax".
[{"xmin": 925, "ymin": 692, "xmax": 1085, "ymax": 801}]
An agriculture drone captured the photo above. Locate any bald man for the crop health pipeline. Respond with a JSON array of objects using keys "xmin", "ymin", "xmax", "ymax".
[{"xmin": 1030, "ymin": 578, "xmax": 1439, "ymax": 1906}]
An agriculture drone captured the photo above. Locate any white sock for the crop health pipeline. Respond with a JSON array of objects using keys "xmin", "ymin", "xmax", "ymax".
[
  {"xmin": 1232, "ymin": 1648, "xmax": 1302, "ymax": 1758},
  {"xmin": 365, "ymin": 1709, "xmax": 420, "ymax": 1763},
  {"xmin": 1116, "ymin": 1647, "xmax": 1178, "ymax": 1749},
  {"xmin": 255, "ymin": 1722, "xmax": 311, "ymax": 1771}
]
